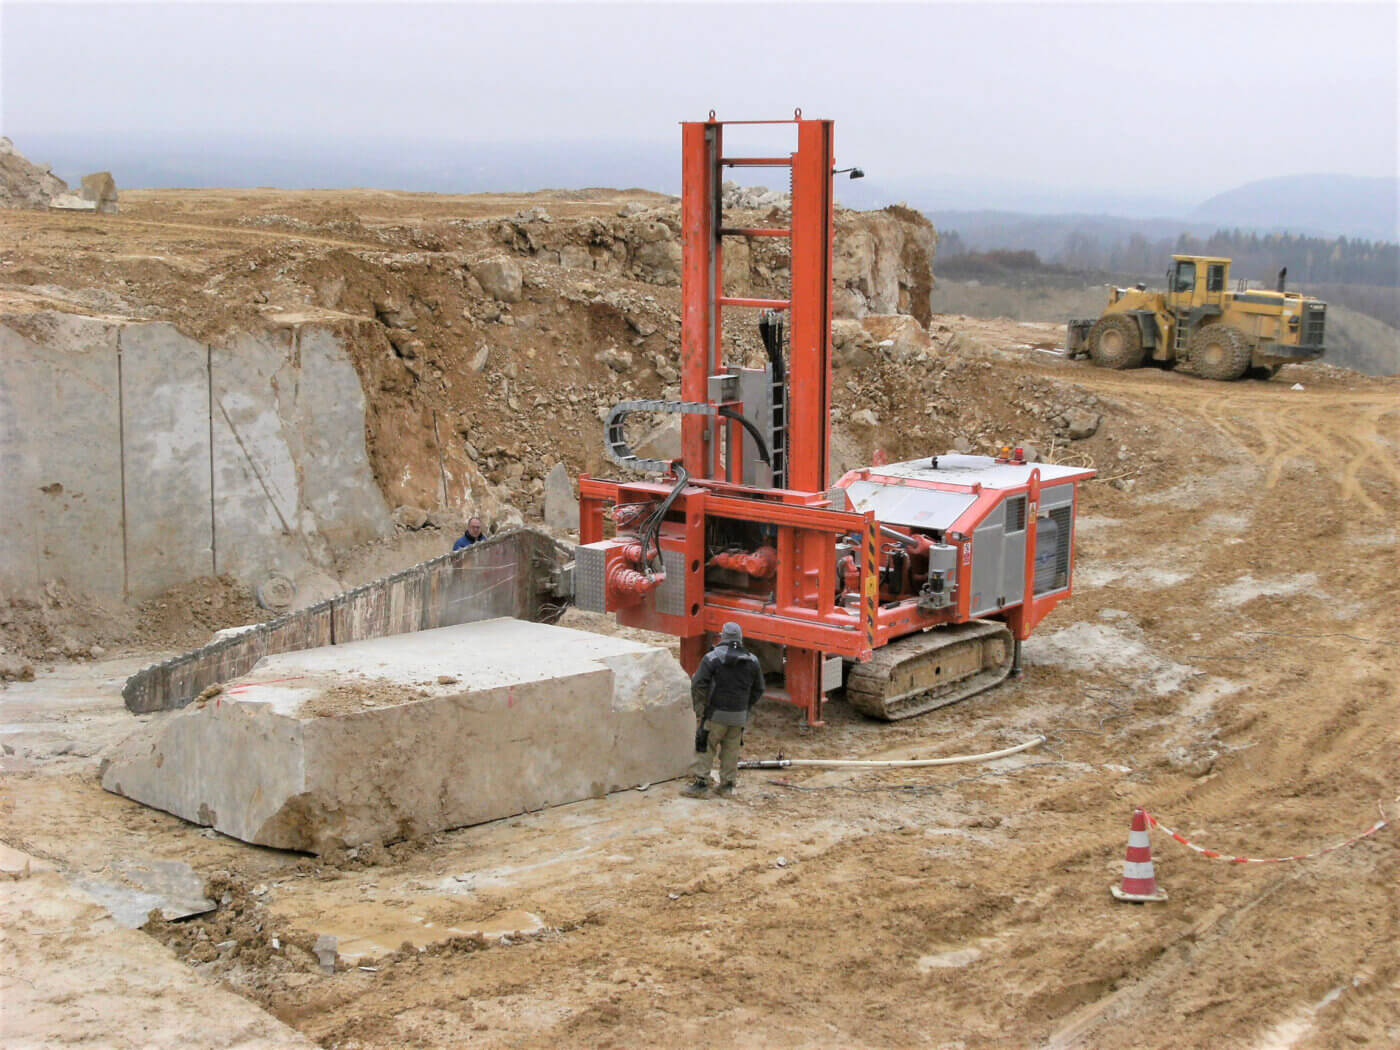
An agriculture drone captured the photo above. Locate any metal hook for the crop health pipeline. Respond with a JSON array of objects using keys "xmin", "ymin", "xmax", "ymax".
[
  {"xmin": 793, "ymin": 107, "xmax": 802, "ymax": 119},
  {"xmin": 708, "ymin": 109, "xmax": 716, "ymax": 121}
]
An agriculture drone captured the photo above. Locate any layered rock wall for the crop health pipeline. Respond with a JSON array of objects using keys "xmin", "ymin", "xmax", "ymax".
[{"xmin": 0, "ymin": 312, "xmax": 391, "ymax": 602}]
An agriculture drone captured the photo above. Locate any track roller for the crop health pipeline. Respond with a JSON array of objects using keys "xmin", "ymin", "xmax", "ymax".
[{"xmin": 844, "ymin": 620, "xmax": 1015, "ymax": 721}]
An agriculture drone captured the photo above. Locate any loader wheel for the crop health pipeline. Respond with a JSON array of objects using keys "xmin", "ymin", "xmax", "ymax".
[
  {"xmin": 1087, "ymin": 315, "xmax": 1146, "ymax": 370},
  {"xmin": 1190, "ymin": 324, "xmax": 1251, "ymax": 381}
]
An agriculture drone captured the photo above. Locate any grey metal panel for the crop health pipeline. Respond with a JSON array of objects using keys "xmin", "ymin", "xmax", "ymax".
[
  {"xmin": 656, "ymin": 547, "xmax": 686, "ymax": 617},
  {"xmin": 576, "ymin": 543, "xmax": 608, "ymax": 613},
  {"xmin": 1002, "ymin": 495, "xmax": 1027, "ymax": 609},
  {"xmin": 1003, "ymin": 529, "xmax": 1026, "ymax": 603},
  {"xmin": 707, "ymin": 373, "xmax": 738, "ymax": 403},
  {"xmin": 821, "ymin": 656, "xmax": 843, "ymax": 692},
  {"xmin": 969, "ymin": 504, "xmax": 1005, "ymax": 617},
  {"xmin": 1040, "ymin": 483, "xmax": 1075, "ymax": 511},
  {"xmin": 734, "ymin": 366, "xmax": 774, "ymax": 488},
  {"xmin": 1034, "ymin": 486, "xmax": 1074, "ymax": 596},
  {"xmin": 842, "ymin": 480, "xmax": 976, "ymax": 530}
]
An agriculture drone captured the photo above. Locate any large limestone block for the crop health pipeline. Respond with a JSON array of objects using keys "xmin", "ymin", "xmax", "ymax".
[
  {"xmin": 102, "ymin": 619, "xmax": 692, "ymax": 852},
  {"xmin": 80, "ymin": 170, "xmax": 118, "ymax": 213}
]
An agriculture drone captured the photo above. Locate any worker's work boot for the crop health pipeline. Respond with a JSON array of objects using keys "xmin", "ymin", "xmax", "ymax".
[
  {"xmin": 715, "ymin": 782, "xmax": 736, "ymax": 798},
  {"xmin": 681, "ymin": 777, "xmax": 710, "ymax": 798}
]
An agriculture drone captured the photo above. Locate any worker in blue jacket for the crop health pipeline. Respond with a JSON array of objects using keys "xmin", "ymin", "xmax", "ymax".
[
  {"xmin": 453, "ymin": 516, "xmax": 485, "ymax": 551},
  {"xmin": 683, "ymin": 622, "xmax": 764, "ymax": 798}
]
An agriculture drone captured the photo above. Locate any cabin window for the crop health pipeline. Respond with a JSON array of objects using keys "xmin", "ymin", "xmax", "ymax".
[
  {"xmin": 1173, "ymin": 261, "xmax": 1196, "ymax": 294},
  {"xmin": 1207, "ymin": 264, "xmax": 1225, "ymax": 292}
]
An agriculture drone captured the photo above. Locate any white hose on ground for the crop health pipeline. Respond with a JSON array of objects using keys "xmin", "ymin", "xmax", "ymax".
[{"xmin": 738, "ymin": 735, "xmax": 1045, "ymax": 770}]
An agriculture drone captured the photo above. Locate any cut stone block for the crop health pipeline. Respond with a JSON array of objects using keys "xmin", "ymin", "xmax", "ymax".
[{"xmin": 101, "ymin": 619, "xmax": 692, "ymax": 852}]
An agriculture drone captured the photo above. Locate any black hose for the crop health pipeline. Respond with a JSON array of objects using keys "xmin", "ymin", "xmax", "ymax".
[
  {"xmin": 639, "ymin": 464, "xmax": 689, "ymax": 578},
  {"xmin": 716, "ymin": 406, "xmax": 772, "ymax": 467},
  {"xmin": 759, "ymin": 310, "xmax": 786, "ymax": 386},
  {"xmin": 758, "ymin": 310, "xmax": 787, "ymax": 485}
]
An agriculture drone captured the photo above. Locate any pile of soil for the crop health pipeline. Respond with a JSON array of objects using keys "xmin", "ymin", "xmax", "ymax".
[{"xmin": 0, "ymin": 575, "xmax": 265, "ymax": 673}]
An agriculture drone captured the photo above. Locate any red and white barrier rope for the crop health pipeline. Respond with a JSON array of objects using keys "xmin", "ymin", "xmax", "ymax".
[{"xmin": 1143, "ymin": 805, "xmax": 1390, "ymax": 865}]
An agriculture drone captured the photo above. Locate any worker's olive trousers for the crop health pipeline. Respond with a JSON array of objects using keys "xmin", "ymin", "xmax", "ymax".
[{"xmin": 691, "ymin": 721, "xmax": 744, "ymax": 787}]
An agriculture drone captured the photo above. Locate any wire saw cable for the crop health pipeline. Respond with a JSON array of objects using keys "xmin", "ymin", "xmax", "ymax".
[{"xmin": 738, "ymin": 735, "xmax": 1045, "ymax": 770}]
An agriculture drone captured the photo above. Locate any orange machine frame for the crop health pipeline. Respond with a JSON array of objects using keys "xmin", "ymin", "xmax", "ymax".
[
  {"xmin": 582, "ymin": 111, "xmax": 854, "ymax": 724},
  {"xmin": 578, "ymin": 113, "xmax": 1088, "ymax": 725}
]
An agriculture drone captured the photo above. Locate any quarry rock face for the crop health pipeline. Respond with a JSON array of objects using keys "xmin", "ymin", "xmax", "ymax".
[
  {"xmin": 0, "ymin": 313, "xmax": 392, "ymax": 601},
  {"xmin": 0, "ymin": 137, "xmax": 67, "ymax": 209},
  {"xmin": 833, "ymin": 205, "xmax": 936, "ymax": 324},
  {"xmin": 101, "ymin": 619, "xmax": 693, "ymax": 852}
]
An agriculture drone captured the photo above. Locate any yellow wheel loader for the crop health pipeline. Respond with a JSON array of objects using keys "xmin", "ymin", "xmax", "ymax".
[{"xmin": 1067, "ymin": 255, "xmax": 1327, "ymax": 380}]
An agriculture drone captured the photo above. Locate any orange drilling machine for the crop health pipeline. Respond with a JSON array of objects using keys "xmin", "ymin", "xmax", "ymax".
[{"xmin": 575, "ymin": 112, "xmax": 1094, "ymax": 725}]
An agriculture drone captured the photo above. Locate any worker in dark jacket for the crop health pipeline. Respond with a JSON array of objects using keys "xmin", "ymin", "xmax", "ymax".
[
  {"xmin": 683, "ymin": 622, "xmax": 764, "ymax": 798},
  {"xmin": 453, "ymin": 516, "xmax": 485, "ymax": 552}
]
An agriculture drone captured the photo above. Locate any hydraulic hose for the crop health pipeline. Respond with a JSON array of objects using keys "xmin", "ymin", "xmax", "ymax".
[
  {"xmin": 738, "ymin": 735, "xmax": 1045, "ymax": 770},
  {"xmin": 759, "ymin": 309, "xmax": 787, "ymax": 485},
  {"xmin": 716, "ymin": 406, "xmax": 772, "ymax": 467},
  {"xmin": 637, "ymin": 464, "xmax": 689, "ymax": 578}
]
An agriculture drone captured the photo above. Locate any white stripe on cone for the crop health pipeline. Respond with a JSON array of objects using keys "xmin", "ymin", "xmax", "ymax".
[
  {"xmin": 1121, "ymin": 861, "xmax": 1156, "ymax": 879},
  {"xmin": 1128, "ymin": 830, "xmax": 1151, "ymax": 847}
]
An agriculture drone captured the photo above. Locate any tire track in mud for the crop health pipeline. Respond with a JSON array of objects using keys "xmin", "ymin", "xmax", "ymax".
[
  {"xmin": 1331, "ymin": 401, "xmax": 1400, "ymax": 516},
  {"xmin": 1045, "ymin": 364, "xmax": 1398, "ymax": 519}
]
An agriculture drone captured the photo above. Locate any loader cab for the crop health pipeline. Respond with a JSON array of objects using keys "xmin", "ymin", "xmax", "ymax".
[{"xmin": 1167, "ymin": 255, "xmax": 1230, "ymax": 311}]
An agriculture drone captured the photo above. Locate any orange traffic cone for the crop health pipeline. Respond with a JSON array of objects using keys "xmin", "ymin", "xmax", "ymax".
[{"xmin": 1111, "ymin": 806, "xmax": 1168, "ymax": 903}]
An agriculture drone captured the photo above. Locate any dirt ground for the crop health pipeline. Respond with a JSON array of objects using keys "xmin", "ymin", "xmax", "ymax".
[
  {"xmin": 1, "ymin": 187, "xmax": 1397, "ymax": 1048},
  {"xmin": 3, "ymin": 343, "xmax": 1395, "ymax": 1048}
]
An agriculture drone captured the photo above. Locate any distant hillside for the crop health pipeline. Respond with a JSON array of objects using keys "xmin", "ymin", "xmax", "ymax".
[
  {"xmin": 931, "ymin": 211, "xmax": 1221, "ymax": 266},
  {"xmin": 1192, "ymin": 174, "xmax": 1398, "ymax": 243}
]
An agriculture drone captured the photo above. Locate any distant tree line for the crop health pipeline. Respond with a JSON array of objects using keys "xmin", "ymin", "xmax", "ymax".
[{"xmin": 939, "ymin": 227, "xmax": 1399, "ymax": 289}]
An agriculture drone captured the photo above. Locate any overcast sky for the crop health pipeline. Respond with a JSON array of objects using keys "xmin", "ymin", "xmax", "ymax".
[{"xmin": 2, "ymin": 1, "xmax": 1396, "ymax": 203}]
